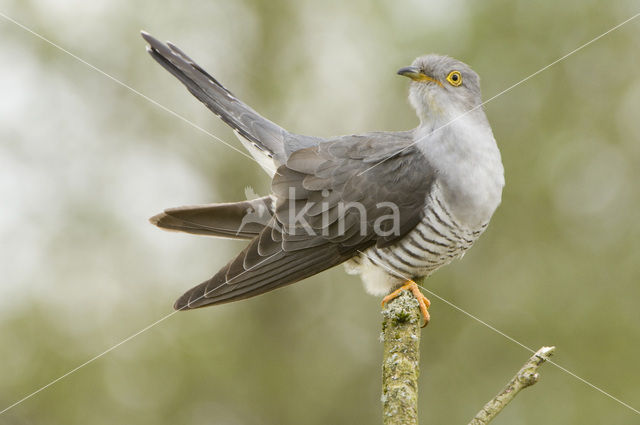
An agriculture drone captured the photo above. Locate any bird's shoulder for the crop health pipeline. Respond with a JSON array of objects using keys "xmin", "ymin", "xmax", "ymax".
[
  {"xmin": 271, "ymin": 128, "xmax": 436, "ymax": 249},
  {"xmin": 274, "ymin": 129, "xmax": 430, "ymax": 195},
  {"xmin": 320, "ymin": 130, "xmax": 416, "ymax": 160}
]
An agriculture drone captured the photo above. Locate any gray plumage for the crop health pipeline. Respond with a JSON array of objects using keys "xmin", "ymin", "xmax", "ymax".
[
  {"xmin": 142, "ymin": 32, "xmax": 504, "ymax": 310},
  {"xmin": 149, "ymin": 196, "xmax": 273, "ymax": 239}
]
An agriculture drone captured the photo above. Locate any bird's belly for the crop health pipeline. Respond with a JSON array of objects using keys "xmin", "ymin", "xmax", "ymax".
[{"xmin": 344, "ymin": 188, "xmax": 487, "ymax": 296}]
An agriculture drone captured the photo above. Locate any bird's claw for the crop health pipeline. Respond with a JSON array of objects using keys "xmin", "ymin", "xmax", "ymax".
[{"xmin": 381, "ymin": 280, "xmax": 431, "ymax": 327}]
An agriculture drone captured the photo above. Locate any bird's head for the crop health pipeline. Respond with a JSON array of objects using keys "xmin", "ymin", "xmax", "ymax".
[{"xmin": 398, "ymin": 55, "xmax": 482, "ymax": 124}]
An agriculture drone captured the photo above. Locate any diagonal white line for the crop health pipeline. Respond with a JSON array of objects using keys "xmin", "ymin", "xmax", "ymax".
[
  {"xmin": 0, "ymin": 248, "xmax": 284, "ymax": 415},
  {"xmin": 2, "ymin": 5, "xmax": 639, "ymax": 418},
  {"xmin": 0, "ymin": 310, "xmax": 179, "ymax": 415},
  {"xmin": 357, "ymin": 11, "xmax": 640, "ymax": 176},
  {"xmin": 357, "ymin": 249, "xmax": 640, "ymax": 415},
  {"xmin": 0, "ymin": 11, "xmax": 277, "ymax": 175},
  {"xmin": 544, "ymin": 359, "xmax": 640, "ymax": 415}
]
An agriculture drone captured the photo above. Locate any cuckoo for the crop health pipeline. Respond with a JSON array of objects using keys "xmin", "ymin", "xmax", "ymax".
[{"xmin": 142, "ymin": 32, "xmax": 504, "ymax": 326}]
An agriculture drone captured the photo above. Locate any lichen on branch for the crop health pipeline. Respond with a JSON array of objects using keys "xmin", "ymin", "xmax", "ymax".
[{"xmin": 381, "ymin": 290, "xmax": 422, "ymax": 425}]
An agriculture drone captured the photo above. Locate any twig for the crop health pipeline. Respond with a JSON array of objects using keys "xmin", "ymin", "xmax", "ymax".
[
  {"xmin": 467, "ymin": 346, "xmax": 556, "ymax": 425},
  {"xmin": 381, "ymin": 290, "xmax": 422, "ymax": 425}
]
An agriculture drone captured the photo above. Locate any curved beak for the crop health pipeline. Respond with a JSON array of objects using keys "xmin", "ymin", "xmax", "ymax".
[
  {"xmin": 397, "ymin": 66, "xmax": 443, "ymax": 87},
  {"xmin": 397, "ymin": 66, "xmax": 422, "ymax": 78}
]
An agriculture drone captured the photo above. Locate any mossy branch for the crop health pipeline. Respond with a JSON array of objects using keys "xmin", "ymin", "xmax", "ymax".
[
  {"xmin": 467, "ymin": 345, "xmax": 556, "ymax": 425},
  {"xmin": 380, "ymin": 287, "xmax": 555, "ymax": 425},
  {"xmin": 381, "ymin": 290, "xmax": 421, "ymax": 425}
]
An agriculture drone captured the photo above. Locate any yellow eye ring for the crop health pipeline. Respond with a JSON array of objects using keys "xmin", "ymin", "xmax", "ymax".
[{"xmin": 446, "ymin": 70, "xmax": 462, "ymax": 86}]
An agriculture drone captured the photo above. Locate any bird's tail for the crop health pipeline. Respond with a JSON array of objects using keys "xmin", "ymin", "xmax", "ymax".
[
  {"xmin": 150, "ymin": 196, "xmax": 274, "ymax": 240},
  {"xmin": 141, "ymin": 31, "xmax": 288, "ymax": 173}
]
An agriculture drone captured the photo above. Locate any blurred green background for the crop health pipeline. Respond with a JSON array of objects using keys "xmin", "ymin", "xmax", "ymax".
[{"xmin": 1, "ymin": 0, "xmax": 639, "ymax": 423}]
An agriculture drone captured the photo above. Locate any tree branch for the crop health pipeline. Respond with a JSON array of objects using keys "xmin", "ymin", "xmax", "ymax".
[
  {"xmin": 380, "ymin": 288, "xmax": 555, "ymax": 425},
  {"xmin": 381, "ymin": 290, "xmax": 421, "ymax": 425},
  {"xmin": 467, "ymin": 346, "xmax": 556, "ymax": 425}
]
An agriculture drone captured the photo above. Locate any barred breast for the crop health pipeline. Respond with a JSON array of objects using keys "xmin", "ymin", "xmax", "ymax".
[{"xmin": 344, "ymin": 183, "xmax": 488, "ymax": 295}]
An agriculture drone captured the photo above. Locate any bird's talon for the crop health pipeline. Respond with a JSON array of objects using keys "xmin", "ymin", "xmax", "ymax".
[{"xmin": 381, "ymin": 280, "xmax": 431, "ymax": 327}]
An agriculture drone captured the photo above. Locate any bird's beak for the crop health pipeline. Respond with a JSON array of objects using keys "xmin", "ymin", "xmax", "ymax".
[{"xmin": 397, "ymin": 66, "xmax": 443, "ymax": 87}]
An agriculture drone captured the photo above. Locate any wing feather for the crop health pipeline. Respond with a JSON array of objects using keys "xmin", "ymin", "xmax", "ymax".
[{"xmin": 175, "ymin": 132, "xmax": 437, "ymax": 309}]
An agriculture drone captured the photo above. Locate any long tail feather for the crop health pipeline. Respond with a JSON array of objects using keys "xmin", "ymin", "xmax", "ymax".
[{"xmin": 150, "ymin": 197, "xmax": 273, "ymax": 239}]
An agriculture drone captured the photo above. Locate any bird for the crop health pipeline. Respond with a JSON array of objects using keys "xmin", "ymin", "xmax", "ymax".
[{"xmin": 142, "ymin": 31, "xmax": 504, "ymax": 326}]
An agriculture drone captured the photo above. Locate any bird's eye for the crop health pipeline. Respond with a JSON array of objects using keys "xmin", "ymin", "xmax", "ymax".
[{"xmin": 446, "ymin": 71, "xmax": 462, "ymax": 87}]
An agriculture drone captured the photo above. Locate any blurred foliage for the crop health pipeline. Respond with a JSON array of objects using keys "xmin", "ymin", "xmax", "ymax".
[{"xmin": 1, "ymin": 0, "xmax": 639, "ymax": 424}]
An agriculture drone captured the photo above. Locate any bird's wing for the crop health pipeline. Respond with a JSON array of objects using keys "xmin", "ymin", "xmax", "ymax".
[
  {"xmin": 175, "ymin": 132, "xmax": 437, "ymax": 309},
  {"xmin": 141, "ymin": 32, "xmax": 321, "ymax": 176}
]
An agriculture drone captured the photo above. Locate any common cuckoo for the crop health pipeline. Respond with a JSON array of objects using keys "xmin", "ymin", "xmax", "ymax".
[{"xmin": 142, "ymin": 32, "xmax": 504, "ymax": 326}]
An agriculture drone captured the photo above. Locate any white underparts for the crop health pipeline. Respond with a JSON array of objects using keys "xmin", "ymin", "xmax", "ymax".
[{"xmin": 235, "ymin": 131, "xmax": 278, "ymax": 177}]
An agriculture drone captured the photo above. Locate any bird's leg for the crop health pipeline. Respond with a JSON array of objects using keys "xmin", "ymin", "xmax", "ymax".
[{"xmin": 381, "ymin": 280, "xmax": 431, "ymax": 327}]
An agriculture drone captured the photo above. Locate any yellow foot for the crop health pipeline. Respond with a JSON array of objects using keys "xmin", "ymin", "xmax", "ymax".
[{"xmin": 381, "ymin": 280, "xmax": 431, "ymax": 327}]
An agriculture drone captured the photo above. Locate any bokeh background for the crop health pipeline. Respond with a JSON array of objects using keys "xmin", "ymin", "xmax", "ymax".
[{"xmin": 1, "ymin": 0, "xmax": 639, "ymax": 423}]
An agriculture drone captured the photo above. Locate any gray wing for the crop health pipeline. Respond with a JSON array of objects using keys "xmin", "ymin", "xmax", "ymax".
[
  {"xmin": 175, "ymin": 132, "xmax": 436, "ymax": 309},
  {"xmin": 141, "ymin": 32, "xmax": 321, "ymax": 173}
]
